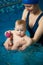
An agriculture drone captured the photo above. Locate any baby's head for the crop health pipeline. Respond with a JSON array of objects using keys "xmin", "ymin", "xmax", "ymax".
[{"xmin": 15, "ymin": 20, "xmax": 26, "ymax": 37}]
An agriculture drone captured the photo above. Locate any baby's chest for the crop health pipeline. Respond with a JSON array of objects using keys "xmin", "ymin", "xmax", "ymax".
[{"xmin": 13, "ymin": 35, "xmax": 22, "ymax": 43}]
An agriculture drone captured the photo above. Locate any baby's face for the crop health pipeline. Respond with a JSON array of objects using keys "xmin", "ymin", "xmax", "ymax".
[{"xmin": 15, "ymin": 24, "xmax": 25, "ymax": 37}]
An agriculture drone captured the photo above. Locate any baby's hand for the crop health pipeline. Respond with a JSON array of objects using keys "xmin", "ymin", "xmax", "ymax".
[{"xmin": 4, "ymin": 42, "xmax": 12, "ymax": 50}]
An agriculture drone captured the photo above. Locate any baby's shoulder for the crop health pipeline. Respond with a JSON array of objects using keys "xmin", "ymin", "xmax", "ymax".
[{"xmin": 11, "ymin": 30, "xmax": 15, "ymax": 33}]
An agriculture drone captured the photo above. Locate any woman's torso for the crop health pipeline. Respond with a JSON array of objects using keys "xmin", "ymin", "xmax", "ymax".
[{"xmin": 25, "ymin": 10, "xmax": 43, "ymax": 44}]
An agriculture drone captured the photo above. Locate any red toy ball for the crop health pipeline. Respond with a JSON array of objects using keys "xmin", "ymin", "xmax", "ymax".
[{"xmin": 5, "ymin": 32, "xmax": 11, "ymax": 38}]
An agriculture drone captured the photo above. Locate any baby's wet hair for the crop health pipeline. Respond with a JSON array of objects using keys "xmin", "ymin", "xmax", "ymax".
[
  {"xmin": 16, "ymin": 20, "xmax": 26, "ymax": 25},
  {"xmin": 15, "ymin": 20, "xmax": 26, "ymax": 30}
]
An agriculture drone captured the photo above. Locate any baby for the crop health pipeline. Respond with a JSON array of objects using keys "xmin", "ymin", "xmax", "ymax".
[{"xmin": 4, "ymin": 20, "xmax": 31, "ymax": 50}]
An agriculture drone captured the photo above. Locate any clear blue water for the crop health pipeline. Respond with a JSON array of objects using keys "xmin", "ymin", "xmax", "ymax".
[{"xmin": 0, "ymin": 0, "xmax": 43, "ymax": 65}]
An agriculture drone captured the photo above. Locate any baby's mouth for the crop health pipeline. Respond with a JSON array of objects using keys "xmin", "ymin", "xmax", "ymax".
[{"xmin": 20, "ymin": 34, "xmax": 25, "ymax": 37}]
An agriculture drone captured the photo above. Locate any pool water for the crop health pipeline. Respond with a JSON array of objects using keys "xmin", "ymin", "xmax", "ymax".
[{"xmin": 0, "ymin": 0, "xmax": 43, "ymax": 65}]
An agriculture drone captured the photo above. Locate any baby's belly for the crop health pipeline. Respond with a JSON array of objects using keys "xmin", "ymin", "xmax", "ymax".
[
  {"xmin": 13, "ymin": 38, "xmax": 20, "ymax": 44},
  {"xmin": 13, "ymin": 35, "xmax": 24, "ymax": 45}
]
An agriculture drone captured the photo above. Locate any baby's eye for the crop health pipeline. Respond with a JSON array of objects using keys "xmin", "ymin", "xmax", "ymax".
[
  {"xmin": 17, "ymin": 29, "xmax": 19, "ymax": 31},
  {"xmin": 20, "ymin": 29, "xmax": 24, "ymax": 31}
]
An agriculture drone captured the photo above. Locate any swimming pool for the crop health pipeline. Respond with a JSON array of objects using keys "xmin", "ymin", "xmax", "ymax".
[{"xmin": 0, "ymin": 0, "xmax": 43, "ymax": 65}]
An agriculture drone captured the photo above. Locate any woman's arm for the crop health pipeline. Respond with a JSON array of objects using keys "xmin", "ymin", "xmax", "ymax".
[
  {"xmin": 32, "ymin": 17, "xmax": 43, "ymax": 43},
  {"xmin": 21, "ymin": 9, "xmax": 29, "ymax": 21}
]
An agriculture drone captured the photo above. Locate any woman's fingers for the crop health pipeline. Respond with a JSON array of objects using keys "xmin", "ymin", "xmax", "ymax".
[{"xmin": 18, "ymin": 45, "xmax": 26, "ymax": 51}]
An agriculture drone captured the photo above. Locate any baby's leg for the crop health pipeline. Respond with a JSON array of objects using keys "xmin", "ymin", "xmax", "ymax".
[
  {"xmin": 11, "ymin": 42, "xmax": 22, "ymax": 50},
  {"xmin": 11, "ymin": 44, "xmax": 19, "ymax": 50},
  {"xmin": 4, "ymin": 38, "xmax": 12, "ymax": 50}
]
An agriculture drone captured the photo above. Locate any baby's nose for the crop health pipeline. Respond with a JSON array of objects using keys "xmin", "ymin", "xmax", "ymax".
[{"xmin": 19, "ymin": 30, "xmax": 21, "ymax": 33}]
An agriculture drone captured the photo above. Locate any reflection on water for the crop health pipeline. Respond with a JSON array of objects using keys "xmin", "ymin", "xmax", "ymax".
[{"xmin": 0, "ymin": 0, "xmax": 22, "ymax": 13}]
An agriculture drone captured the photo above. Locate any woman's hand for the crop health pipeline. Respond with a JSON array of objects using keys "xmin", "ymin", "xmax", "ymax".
[
  {"xmin": 18, "ymin": 39, "xmax": 27, "ymax": 50},
  {"xmin": 18, "ymin": 37, "xmax": 33, "ymax": 51},
  {"xmin": 18, "ymin": 44, "xmax": 27, "ymax": 51}
]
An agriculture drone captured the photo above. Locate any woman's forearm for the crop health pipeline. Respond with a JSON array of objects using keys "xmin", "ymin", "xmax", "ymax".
[{"xmin": 26, "ymin": 38, "xmax": 33, "ymax": 47}]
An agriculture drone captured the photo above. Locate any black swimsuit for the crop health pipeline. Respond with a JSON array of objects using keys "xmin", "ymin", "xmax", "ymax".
[{"xmin": 26, "ymin": 12, "xmax": 43, "ymax": 44}]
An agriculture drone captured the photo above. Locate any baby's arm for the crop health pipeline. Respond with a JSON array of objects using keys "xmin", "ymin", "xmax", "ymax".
[
  {"xmin": 11, "ymin": 45, "xmax": 18, "ymax": 50},
  {"xmin": 4, "ymin": 30, "xmax": 14, "ymax": 38},
  {"xmin": 4, "ymin": 30, "xmax": 14, "ymax": 48},
  {"xmin": 11, "ymin": 42, "xmax": 21, "ymax": 50}
]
